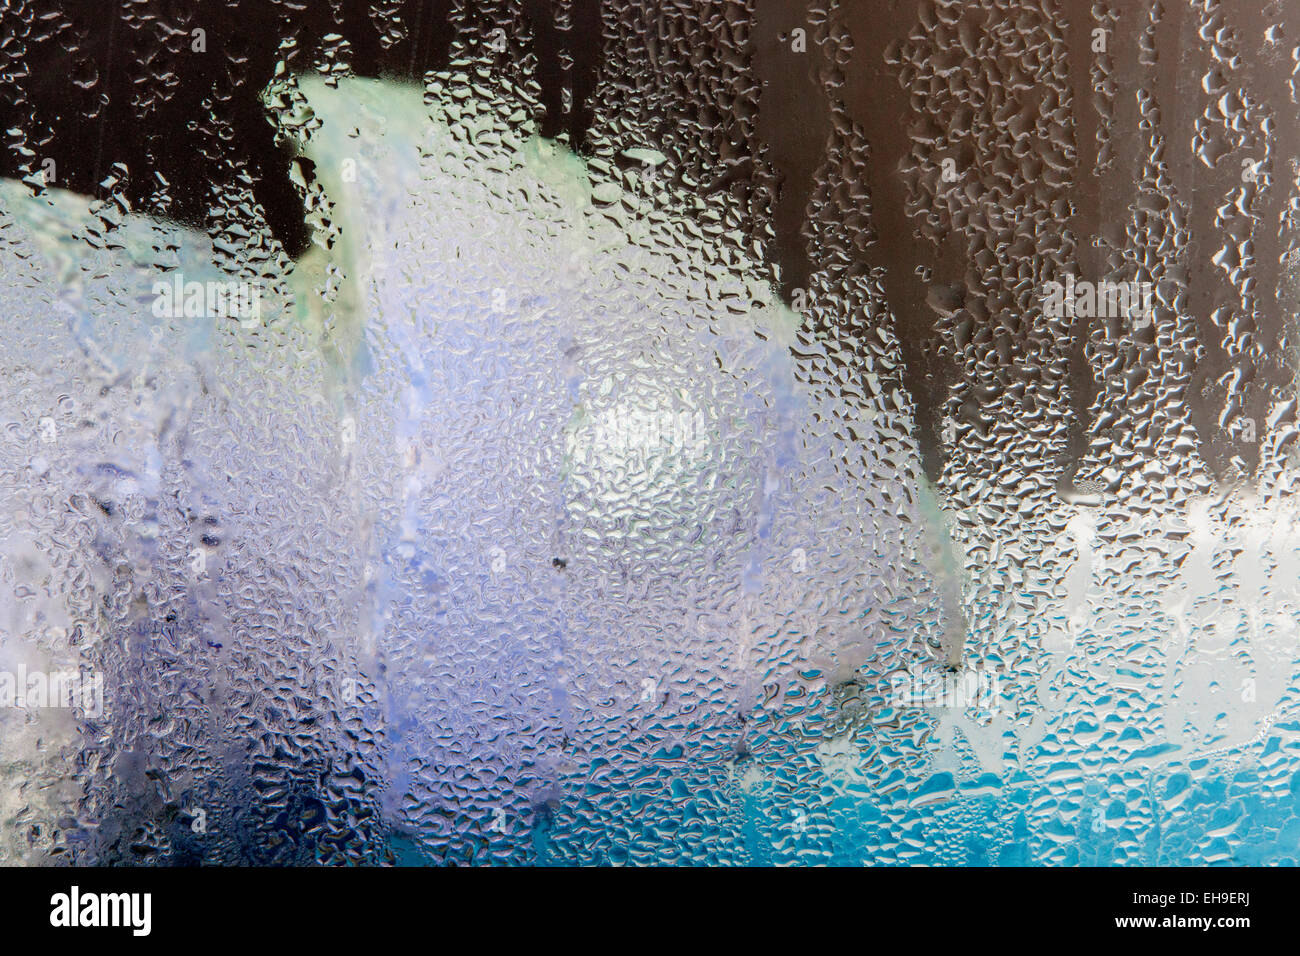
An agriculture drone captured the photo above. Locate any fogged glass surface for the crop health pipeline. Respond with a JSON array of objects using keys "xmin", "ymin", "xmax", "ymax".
[{"xmin": 0, "ymin": 0, "xmax": 1297, "ymax": 865}]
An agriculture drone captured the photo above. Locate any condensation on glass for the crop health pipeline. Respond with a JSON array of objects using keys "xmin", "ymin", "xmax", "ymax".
[{"xmin": 0, "ymin": 0, "xmax": 1297, "ymax": 864}]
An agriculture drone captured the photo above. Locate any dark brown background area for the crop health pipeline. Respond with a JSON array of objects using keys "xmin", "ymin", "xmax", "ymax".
[{"xmin": 0, "ymin": 0, "xmax": 602, "ymax": 259}]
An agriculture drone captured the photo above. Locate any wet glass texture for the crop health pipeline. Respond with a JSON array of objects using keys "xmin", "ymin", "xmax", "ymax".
[{"xmin": 0, "ymin": 0, "xmax": 1298, "ymax": 865}]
